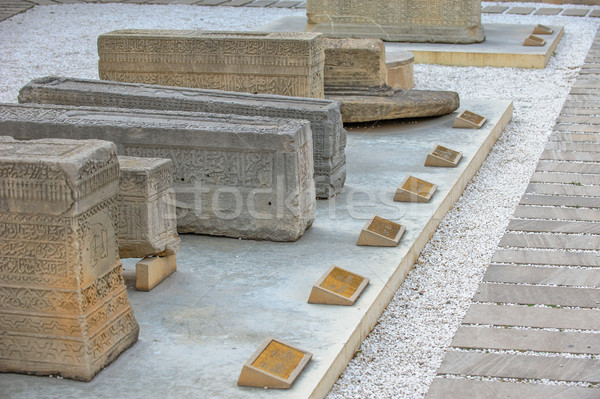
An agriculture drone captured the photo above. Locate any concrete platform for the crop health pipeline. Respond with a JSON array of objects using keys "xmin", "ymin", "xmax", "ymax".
[
  {"xmin": 261, "ymin": 19, "xmax": 564, "ymax": 69},
  {"xmin": 0, "ymin": 99, "xmax": 512, "ymax": 399}
]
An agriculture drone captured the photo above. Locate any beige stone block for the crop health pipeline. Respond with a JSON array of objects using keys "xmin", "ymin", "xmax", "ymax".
[
  {"xmin": 533, "ymin": 24, "xmax": 554, "ymax": 35},
  {"xmin": 308, "ymin": 265, "xmax": 369, "ymax": 305},
  {"xmin": 0, "ymin": 136, "xmax": 139, "ymax": 382},
  {"xmin": 394, "ymin": 175, "xmax": 437, "ymax": 203},
  {"xmin": 306, "ymin": 0, "xmax": 485, "ymax": 44},
  {"xmin": 135, "ymin": 254, "xmax": 177, "ymax": 292},
  {"xmin": 98, "ymin": 30, "xmax": 325, "ymax": 99},
  {"xmin": 323, "ymin": 38, "xmax": 386, "ymax": 89},
  {"xmin": 524, "ymin": 35, "xmax": 546, "ymax": 46},
  {"xmin": 425, "ymin": 145, "xmax": 462, "ymax": 167},
  {"xmin": 386, "ymin": 51, "xmax": 415, "ymax": 90},
  {"xmin": 453, "ymin": 109, "xmax": 487, "ymax": 129},
  {"xmin": 356, "ymin": 216, "xmax": 406, "ymax": 247},
  {"xmin": 117, "ymin": 156, "xmax": 180, "ymax": 258},
  {"xmin": 238, "ymin": 337, "xmax": 312, "ymax": 389}
]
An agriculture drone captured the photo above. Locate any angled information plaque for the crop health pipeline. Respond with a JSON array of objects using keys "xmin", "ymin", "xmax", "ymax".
[
  {"xmin": 357, "ymin": 215, "xmax": 406, "ymax": 247},
  {"xmin": 524, "ymin": 34, "xmax": 546, "ymax": 46},
  {"xmin": 453, "ymin": 109, "xmax": 487, "ymax": 129},
  {"xmin": 308, "ymin": 265, "xmax": 369, "ymax": 305},
  {"xmin": 533, "ymin": 24, "xmax": 553, "ymax": 35},
  {"xmin": 394, "ymin": 175, "xmax": 437, "ymax": 203},
  {"xmin": 425, "ymin": 145, "xmax": 462, "ymax": 167},
  {"xmin": 238, "ymin": 338, "xmax": 312, "ymax": 389}
]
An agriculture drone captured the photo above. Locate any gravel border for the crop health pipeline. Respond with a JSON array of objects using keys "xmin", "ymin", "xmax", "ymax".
[{"xmin": 0, "ymin": 3, "xmax": 598, "ymax": 398}]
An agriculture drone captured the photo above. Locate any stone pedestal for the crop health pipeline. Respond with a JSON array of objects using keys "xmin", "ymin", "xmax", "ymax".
[
  {"xmin": 0, "ymin": 104, "xmax": 315, "ymax": 242},
  {"xmin": 117, "ymin": 156, "xmax": 180, "ymax": 258},
  {"xmin": 386, "ymin": 51, "xmax": 414, "ymax": 90},
  {"xmin": 18, "ymin": 76, "xmax": 346, "ymax": 199},
  {"xmin": 306, "ymin": 0, "xmax": 485, "ymax": 44},
  {"xmin": 0, "ymin": 136, "xmax": 139, "ymax": 381},
  {"xmin": 98, "ymin": 30, "xmax": 325, "ymax": 99}
]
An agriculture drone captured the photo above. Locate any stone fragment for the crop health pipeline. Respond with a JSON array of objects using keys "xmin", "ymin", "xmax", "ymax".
[
  {"xmin": 325, "ymin": 86, "xmax": 460, "ymax": 123},
  {"xmin": 323, "ymin": 38, "xmax": 387, "ymax": 90},
  {"xmin": 308, "ymin": 265, "xmax": 369, "ymax": 306},
  {"xmin": 425, "ymin": 145, "xmax": 462, "ymax": 167},
  {"xmin": 98, "ymin": 30, "xmax": 325, "ymax": 99},
  {"xmin": 0, "ymin": 103, "xmax": 315, "ymax": 241},
  {"xmin": 0, "ymin": 136, "xmax": 139, "ymax": 381},
  {"xmin": 524, "ymin": 35, "xmax": 546, "ymax": 47},
  {"xmin": 117, "ymin": 156, "xmax": 180, "ymax": 258},
  {"xmin": 238, "ymin": 337, "xmax": 312, "ymax": 389},
  {"xmin": 386, "ymin": 51, "xmax": 415, "ymax": 90},
  {"xmin": 306, "ymin": 0, "xmax": 485, "ymax": 44},
  {"xmin": 357, "ymin": 216, "xmax": 405, "ymax": 247},
  {"xmin": 18, "ymin": 76, "xmax": 345, "ymax": 199},
  {"xmin": 135, "ymin": 254, "xmax": 177, "ymax": 292}
]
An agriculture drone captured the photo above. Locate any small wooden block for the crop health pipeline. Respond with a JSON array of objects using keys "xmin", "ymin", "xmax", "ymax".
[
  {"xmin": 394, "ymin": 175, "xmax": 437, "ymax": 203},
  {"xmin": 425, "ymin": 145, "xmax": 462, "ymax": 167},
  {"xmin": 524, "ymin": 35, "xmax": 546, "ymax": 47},
  {"xmin": 533, "ymin": 24, "xmax": 553, "ymax": 35},
  {"xmin": 135, "ymin": 254, "xmax": 177, "ymax": 291},
  {"xmin": 237, "ymin": 338, "xmax": 312, "ymax": 389},
  {"xmin": 357, "ymin": 215, "xmax": 406, "ymax": 247},
  {"xmin": 453, "ymin": 109, "xmax": 486, "ymax": 129},
  {"xmin": 308, "ymin": 265, "xmax": 369, "ymax": 305}
]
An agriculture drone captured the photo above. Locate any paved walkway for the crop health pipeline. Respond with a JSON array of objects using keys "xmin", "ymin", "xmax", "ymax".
[{"xmin": 427, "ymin": 29, "xmax": 600, "ymax": 399}]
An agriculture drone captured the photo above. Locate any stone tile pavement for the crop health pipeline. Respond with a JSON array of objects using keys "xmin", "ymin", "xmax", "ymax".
[{"xmin": 427, "ymin": 29, "xmax": 600, "ymax": 399}]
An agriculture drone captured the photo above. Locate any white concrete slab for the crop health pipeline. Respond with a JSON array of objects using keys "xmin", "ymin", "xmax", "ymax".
[
  {"xmin": 0, "ymin": 99, "xmax": 512, "ymax": 399},
  {"xmin": 260, "ymin": 18, "xmax": 564, "ymax": 69}
]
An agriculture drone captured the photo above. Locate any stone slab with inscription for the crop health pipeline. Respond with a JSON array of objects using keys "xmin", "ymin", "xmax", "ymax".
[
  {"xmin": 117, "ymin": 156, "xmax": 180, "ymax": 259},
  {"xmin": 306, "ymin": 0, "xmax": 485, "ymax": 44},
  {"xmin": 238, "ymin": 337, "xmax": 312, "ymax": 389},
  {"xmin": 325, "ymin": 86, "xmax": 460, "ymax": 123},
  {"xmin": 0, "ymin": 136, "xmax": 139, "ymax": 381},
  {"xmin": 0, "ymin": 104, "xmax": 315, "ymax": 242},
  {"xmin": 394, "ymin": 175, "xmax": 437, "ymax": 203},
  {"xmin": 98, "ymin": 30, "xmax": 324, "ymax": 99},
  {"xmin": 323, "ymin": 38, "xmax": 387, "ymax": 90},
  {"xmin": 357, "ymin": 215, "xmax": 406, "ymax": 247},
  {"xmin": 425, "ymin": 145, "xmax": 462, "ymax": 167},
  {"xmin": 18, "ymin": 76, "xmax": 345, "ymax": 199},
  {"xmin": 308, "ymin": 265, "xmax": 369, "ymax": 305},
  {"xmin": 453, "ymin": 109, "xmax": 487, "ymax": 129}
]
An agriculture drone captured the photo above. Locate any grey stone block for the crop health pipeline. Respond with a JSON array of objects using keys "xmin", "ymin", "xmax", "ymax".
[
  {"xmin": 500, "ymin": 232, "xmax": 600, "ymax": 250},
  {"xmin": 483, "ymin": 264, "xmax": 600, "ymax": 287},
  {"xmin": 0, "ymin": 103, "xmax": 316, "ymax": 241},
  {"xmin": 117, "ymin": 156, "xmax": 180, "ymax": 258},
  {"xmin": 18, "ymin": 76, "xmax": 345, "ymax": 199},
  {"xmin": 474, "ymin": 283, "xmax": 600, "ymax": 308}
]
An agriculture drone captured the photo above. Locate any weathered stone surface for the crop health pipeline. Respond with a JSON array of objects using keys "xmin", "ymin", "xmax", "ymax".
[
  {"xmin": 0, "ymin": 136, "xmax": 139, "ymax": 381},
  {"xmin": 98, "ymin": 30, "xmax": 325, "ymax": 99},
  {"xmin": 500, "ymin": 232, "xmax": 600, "ymax": 250},
  {"xmin": 325, "ymin": 86, "xmax": 460, "ymax": 123},
  {"xmin": 117, "ymin": 156, "xmax": 180, "ymax": 258},
  {"xmin": 306, "ymin": 0, "xmax": 485, "ymax": 44},
  {"xmin": 323, "ymin": 38, "xmax": 387, "ymax": 90},
  {"xmin": 0, "ymin": 103, "xmax": 316, "ymax": 241},
  {"xmin": 474, "ymin": 283, "xmax": 600, "ymax": 308},
  {"xmin": 483, "ymin": 264, "xmax": 600, "ymax": 287},
  {"xmin": 18, "ymin": 76, "xmax": 345, "ymax": 199},
  {"xmin": 438, "ymin": 350, "xmax": 600, "ymax": 383}
]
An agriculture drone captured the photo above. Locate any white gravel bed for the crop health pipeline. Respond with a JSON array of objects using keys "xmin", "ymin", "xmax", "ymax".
[{"xmin": 0, "ymin": 3, "xmax": 598, "ymax": 398}]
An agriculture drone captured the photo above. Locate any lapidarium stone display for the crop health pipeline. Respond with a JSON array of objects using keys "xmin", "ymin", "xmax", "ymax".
[
  {"xmin": 117, "ymin": 156, "xmax": 180, "ymax": 259},
  {"xmin": 0, "ymin": 104, "xmax": 315, "ymax": 241},
  {"xmin": 18, "ymin": 76, "xmax": 345, "ymax": 199},
  {"xmin": 0, "ymin": 136, "xmax": 139, "ymax": 381},
  {"xmin": 98, "ymin": 30, "xmax": 325, "ymax": 99},
  {"xmin": 306, "ymin": 0, "xmax": 485, "ymax": 44}
]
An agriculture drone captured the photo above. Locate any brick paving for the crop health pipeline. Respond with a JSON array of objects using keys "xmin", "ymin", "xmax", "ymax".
[{"xmin": 427, "ymin": 29, "xmax": 600, "ymax": 399}]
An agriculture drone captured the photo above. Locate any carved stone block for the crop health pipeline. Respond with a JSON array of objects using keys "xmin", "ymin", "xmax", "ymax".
[
  {"xmin": 0, "ymin": 104, "xmax": 315, "ymax": 241},
  {"xmin": 0, "ymin": 136, "xmax": 139, "ymax": 381},
  {"xmin": 323, "ymin": 38, "xmax": 387, "ymax": 90},
  {"xmin": 306, "ymin": 0, "xmax": 485, "ymax": 44},
  {"xmin": 98, "ymin": 30, "xmax": 325, "ymax": 99},
  {"xmin": 18, "ymin": 76, "xmax": 346, "ymax": 199},
  {"xmin": 117, "ymin": 156, "xmax": 179, "ymax": 259}
]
